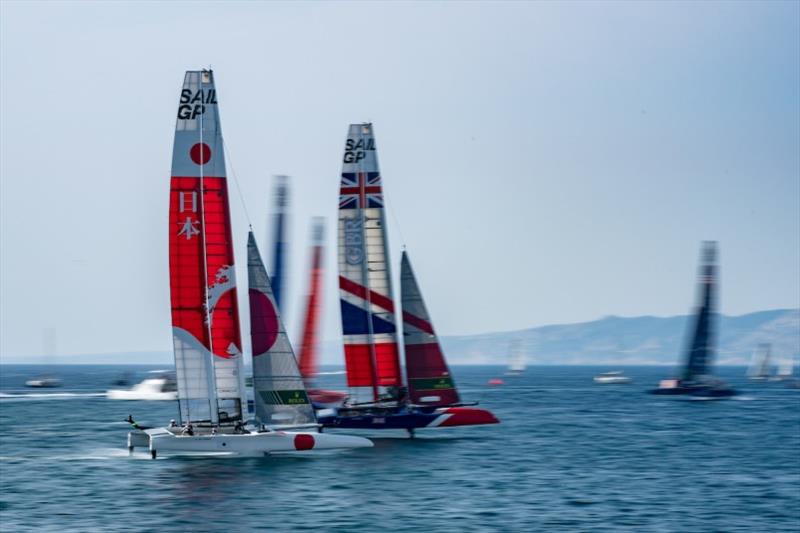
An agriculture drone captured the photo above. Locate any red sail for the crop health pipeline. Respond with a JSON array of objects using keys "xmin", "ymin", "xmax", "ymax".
[
  {"xmin": 400, "ymin": 251, "xmax": 460, "ymax": 407},
  {"xmin": 298, "ymin": 219, "xmax": 325, "ymax": 379}
]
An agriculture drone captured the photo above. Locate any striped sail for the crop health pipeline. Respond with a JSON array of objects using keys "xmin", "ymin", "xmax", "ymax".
[
  {"xmin": 682, "ymin": 241, "xmax": 718, "ymax": 381},
  {"xmin": 248, "ymin": 232, "xmax": 315, "ymax": 427},
  {"xmin": 298, "ymin": 218, "xmax": 325, "ymax": 380},
  {"xmin": 337, "ymin": 123, "xmax": 401, "ymax": 402},
  {"xmin": 169, "ymin": 70, "xmax": 247, "ymax": 425},
  {"xmin": 400, "ymin": 252, "xmax": 460, "ymax": 407},
  {"xmin": 269, "ymin": 175, "xmax": 289, "ymax": 313}
]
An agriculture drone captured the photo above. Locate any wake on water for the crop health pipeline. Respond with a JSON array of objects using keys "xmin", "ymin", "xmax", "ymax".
[{"xmin": 0, "ymin": 392, "xmax": 105, "ymax": 401}]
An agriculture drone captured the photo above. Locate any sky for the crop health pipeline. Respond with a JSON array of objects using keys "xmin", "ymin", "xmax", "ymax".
[{"xmin": 1, "ymin": 1, "xmax": 798, "ymax": 361}]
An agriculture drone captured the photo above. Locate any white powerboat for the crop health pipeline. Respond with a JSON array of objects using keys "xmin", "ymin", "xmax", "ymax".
[
  {"xmin": 593, "ymin": 371, "xmax": 632, "ymax": 384},
  {"xmin": 107, "ymin": 371, "xmax": 177, "ymax": 401},
  {"xmin": 25, "ymin": 377, "xmax": 62, "ymax": 388}
]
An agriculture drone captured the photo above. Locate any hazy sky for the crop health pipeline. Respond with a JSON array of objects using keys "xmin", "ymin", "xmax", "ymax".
[{"xmin": 1, "ymin": 1, "xmax": 798, "ymax": 360}]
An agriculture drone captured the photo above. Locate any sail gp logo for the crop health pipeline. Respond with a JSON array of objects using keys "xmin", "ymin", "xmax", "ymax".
[
  {"xmin": 343, "ymin": 218, "xmax": 363, "ymax": 265},
  {"xmin": 177, "ymin": 88, "xmax": 217, "ymax": 120},
  {"xmin": 343, "ymin": 137, "xmax": 375, "ymax": 164}
]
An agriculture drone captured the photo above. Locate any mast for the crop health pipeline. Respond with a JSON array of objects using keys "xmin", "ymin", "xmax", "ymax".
[
  {"xmin": 298, "ymin": 218, "xmax": 325, "ymax": 381},
  {"xmin": 169, "ymin": 70, "xmax": 246, "ymax": 425},
  {"xmin": 337, "ymin": 123, "xmax": 401, "ymax": 403},
  {"xmin": 269, "ymin": 175, "xmax": 289, "ymax": 313},
  {"xmin": 682, "ymin": 241, "xmax": 718, "ymax": 382},
  {"xmin": 248, "ymin": 232, "xmax": 315, "ymax": 427},
  {"xmin": 400, "ymin": 251, "xmax": 460, "ymax": 407}
]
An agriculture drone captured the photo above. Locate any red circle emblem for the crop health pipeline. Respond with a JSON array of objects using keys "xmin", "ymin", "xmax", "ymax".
[
  {"xmin": 248, "ymin": 289, "xmax": 279, "ymax": 356},
  {"xmin": 190, "ymin": 143, "xmax": 211, "ymax": 165},
  {"xmin": 294, "ymin": 434, "xmax": 315, "ymax": 451}
]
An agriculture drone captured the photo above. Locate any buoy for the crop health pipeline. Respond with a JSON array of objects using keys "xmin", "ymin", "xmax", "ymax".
[{"xmin": 488, "ymin": 378, "xmax": 504, "ymax": 386}]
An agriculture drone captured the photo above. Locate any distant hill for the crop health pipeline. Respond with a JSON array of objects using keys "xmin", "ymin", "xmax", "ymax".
[
  {"xmin": 4, "ymin": 309, "xmax": 797, "ymax": 366},
  {"xmin": 428, "ymin": 309, "xmax": 800, "ymax": 366}
]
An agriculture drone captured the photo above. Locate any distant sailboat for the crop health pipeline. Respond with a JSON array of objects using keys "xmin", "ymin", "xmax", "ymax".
[
  {"xmin": 505, "ymin": 341, "xmax": 526, "ymax": 376},
  {"xmin": 771, "ymin": 354, "xmax": 796, "ymax": 382},
  {"xmin": 269, "ymin": 175, "xmax": 289, "ymax": 313},
  {"xmin": 317, "ymin": 123, "xmax": 498, "ymax": 436},
  {"xmin": 126, "ymin": 70, "xmax": 371, "ymax": 457},
  {"xmin": 25, "ymin": 328, "xmax": 62, "ymax": 388},
  {"xmin": 296, "ymin": 219, "xmax": 347, "ymax": 407},
  {"xmin": 649, "ymin": 241, "xmax": 737, "ymax": 398},
  {"xmin": 747, "ymin": 343, "xmax": 772, "ymax": 380}
]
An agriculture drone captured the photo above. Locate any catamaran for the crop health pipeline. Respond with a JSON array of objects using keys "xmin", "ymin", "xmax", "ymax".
[
  {"xmin": 126, "ymin": 70, "xmax": 371, "ymax": 457},
  {"xmin": 649, "ymin": 241, "xmax": 737, "ymax": 398},
  {"xmin": 297, "ymin": 219, "xmax": 348, "ymax": 407},
  {"xmin": 317, "ymin": 123, "xmax": 499, "ymax": 436}
]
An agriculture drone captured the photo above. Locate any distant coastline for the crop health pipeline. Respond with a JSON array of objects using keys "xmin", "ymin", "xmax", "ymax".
[{"xmin": 2, "ymin": 309, "xmax": 797, "ymax": 366}]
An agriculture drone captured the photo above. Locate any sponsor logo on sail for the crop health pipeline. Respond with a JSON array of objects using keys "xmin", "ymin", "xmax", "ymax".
[{"xmin": 343, "ymin": 218, "xmax": 363, "ymax": 265}]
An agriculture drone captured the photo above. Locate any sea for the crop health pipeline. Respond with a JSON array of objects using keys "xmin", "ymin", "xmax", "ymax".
[{"xmin": 0, "ymin": 364, "xmax": 798, "ymax": 532}]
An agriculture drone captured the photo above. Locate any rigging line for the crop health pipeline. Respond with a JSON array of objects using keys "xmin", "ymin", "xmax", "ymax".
[
  {"xmin": 383, "ymin": 187, "xmax": 407, "ymax": 251},
  {"xmin": 222, "ymin": 135, "xmax": 254, "ymax": 230}
]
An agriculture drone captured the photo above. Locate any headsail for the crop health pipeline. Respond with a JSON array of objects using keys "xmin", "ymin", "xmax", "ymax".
[
  {"xmin": 298, "ymin": 218, "xmax": 325, "ymax": 380},
  {"xmin": 248, "ymin": 232, "xmax": 316, "ymax": 427},
  {"xmin": 337, "ymin": 123, "xmax": 401, "ymax": 402},
  {"xmin": 269, "ymin": 175, "xmax": 289, "ymax": 313},
  {"xmin": 682, "ymin": 241, "xmax": 718, "ymax": 381},
  {"xmin": 400, "ymin": 252, "xmax": 460, "ymax": 407},
  {"xmin": 169, "ymin": 70, "xmax": 246, "ymax": 425}
]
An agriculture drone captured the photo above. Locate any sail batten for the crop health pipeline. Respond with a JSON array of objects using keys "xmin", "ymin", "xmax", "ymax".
[
  {"xmin": 169, "ymin": 70, "xmax": 246, "ymax": 425},
  {"xmin": 248, "ymin": 232, "xmax": 316, "ymax": 427},
  {"xmin": 337, "ymin": 124, "xmax": 401, "ymax": 401},
  {"xmin": 400, "ymin": 252, "xmax": 460, "ymax": 407}
]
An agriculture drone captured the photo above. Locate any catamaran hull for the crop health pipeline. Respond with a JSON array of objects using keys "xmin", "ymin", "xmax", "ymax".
[
  {"xmin": 136, "ymin": 428, "xmax": 372, "ymax": 457},
  {"xmin": 317, "ymin": 406, "xmax": 499, "ymax": 431},
  {"xmin": 649, "ymin": 386, "xmax": 737, "ymax": 398}
]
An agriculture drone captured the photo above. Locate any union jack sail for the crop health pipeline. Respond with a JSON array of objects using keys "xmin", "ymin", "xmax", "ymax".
[{"xmin": 337, "ymin": 123, "xmax": 401, "ymax": 402}]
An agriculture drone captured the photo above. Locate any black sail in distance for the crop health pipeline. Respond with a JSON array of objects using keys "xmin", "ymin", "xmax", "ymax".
[{"xmin": 682, "ymin": 241, "xmax": 717, "ymax": 381}]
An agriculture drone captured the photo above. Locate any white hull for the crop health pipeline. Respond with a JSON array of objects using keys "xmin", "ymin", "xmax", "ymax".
[
  {"xmin": 107, "ymin": 377, "xmax": 177, "ymax": 401},
  {"xmin": 108, "ymin": 390, "xmax": 177, "ymax": 401},
  {"xmin": 593, "ymin": 376, "xmax": 632, "ymax": 384},
  {"xmin": 133, "ymin": 427, "xmax": 372, "ymax": 457}
]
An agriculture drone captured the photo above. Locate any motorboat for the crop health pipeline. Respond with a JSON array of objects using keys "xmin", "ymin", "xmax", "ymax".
[
  {"xmin": 107, "ymin": 371, "xmax": 177, "ymax": 401},
  {"xmin": 593, "ymin": 371, "xmax": 632, "ymax": 384}
]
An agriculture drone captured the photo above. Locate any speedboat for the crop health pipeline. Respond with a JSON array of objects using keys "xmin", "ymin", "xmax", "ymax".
[
  {"xmin": 593, "ymin": 371, "xmax": 632, "ymax": 384},
  {"xmin": 25, "ymin": 376, "xmax": 62, "ymax": 388},
  {"xmin": 107, "ymin": 371, "xmax": 177, "ymax": 401}
]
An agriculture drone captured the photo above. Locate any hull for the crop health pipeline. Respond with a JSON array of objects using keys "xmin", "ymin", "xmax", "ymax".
[
  {"xmin": 140, "ymin": 427, "xmax": 372, "ymax": 457},
  {"xmin": 317, "ymin": 406, "xmax": 499, "ymax": 430},
  {"xmin": 107, "ymin": 390, "xmax": 177, "ymax": 401},
  {"xmin": 649, "ymin": 385, "xmax": 737, "ymax": 398},
  {"xmin": 593, "ymin": 376, "xmax": 632, "ymax": 384},
  {"xmin": 25, "ymin": 379, "xmax": 61, "ymax": 388}
]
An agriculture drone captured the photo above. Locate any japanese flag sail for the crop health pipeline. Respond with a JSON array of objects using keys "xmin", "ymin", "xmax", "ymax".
[
  {"xmin": 337, "ymin": 123, "xmax": 401, "ymax": 402},
  {"xmin": 247, "ymin": 232, "xmax": 315, "ymax": 427},
  {"xmin": 400, "ymin": 251, "xmax": 460, "ymax": 407},
  {"xmin": 169, "ymin": 70, "xmax": 246, "ymax": 425}
]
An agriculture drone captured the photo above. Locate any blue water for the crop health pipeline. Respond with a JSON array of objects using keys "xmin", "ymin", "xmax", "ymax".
[{"xmin": 1, "ymin": 365, "xmax": 798, "ymax": 532}]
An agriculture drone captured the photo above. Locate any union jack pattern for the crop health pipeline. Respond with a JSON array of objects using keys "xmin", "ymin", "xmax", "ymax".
[{"xmin": 339, "ymin": 172, "xmax": 383, "ymax": 210}]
